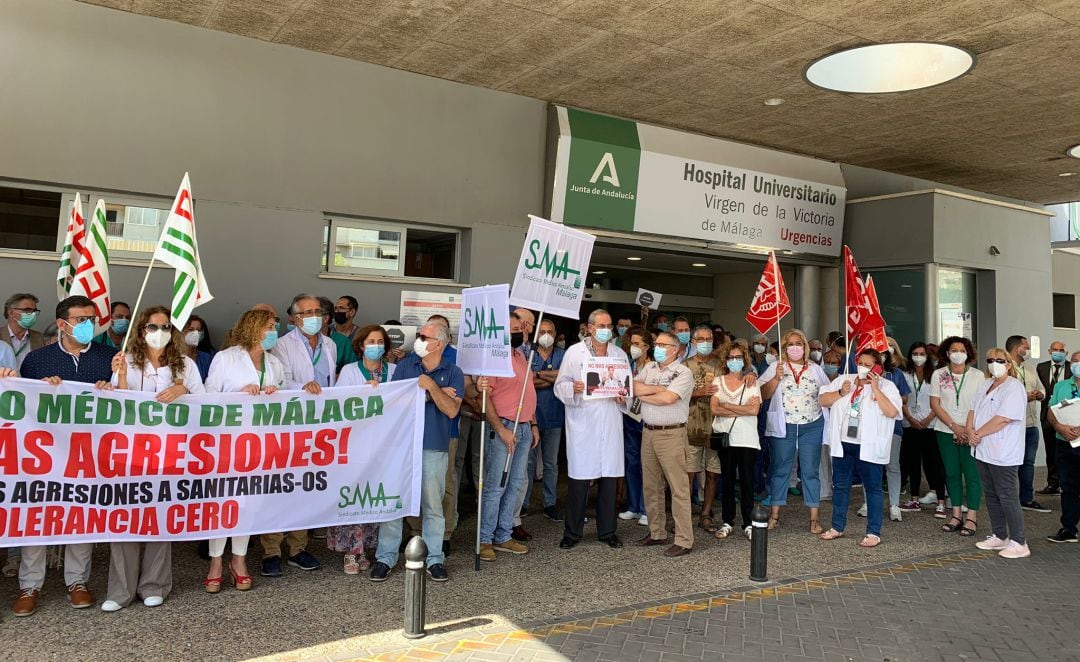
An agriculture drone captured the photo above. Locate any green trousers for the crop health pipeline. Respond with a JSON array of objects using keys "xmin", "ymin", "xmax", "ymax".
[{"xmin": 936, "ymin": 432, "xmax": 982, "ymax": 510}]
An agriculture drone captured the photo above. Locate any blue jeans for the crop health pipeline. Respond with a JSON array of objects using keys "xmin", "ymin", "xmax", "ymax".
[
  {"xmin": 525, "ymin": 426, "xmax": 561, "ymax": 508},
  {"xmin": 767, "ymin": 416, "xmax": 824, "ymax": 507},
  {"xmin": 1020, "ymin": 426, "xmax": 1039, "ymax": 503},
  {"xmin": 623, "ymin": 416, "xmax": 644, "ymax": 515},
  {"xmin": 832, "ymin": 442, "xmax": 885, "ymax": 536},
  {"xmin": 480, "ymin": 419, "xmax": 531, "ymax": 545},
  {"xmin": 376, "ymin": 449, "xmax": 447, "ymax": 567}
]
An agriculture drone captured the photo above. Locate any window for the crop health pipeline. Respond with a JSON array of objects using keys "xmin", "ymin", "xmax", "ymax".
[
  {"xmin": 323, "ymin": 217, "xmax": 459, "ymax": 281},
  {"xmin": 56, "ymin": 192, "xmax": 172, "ymax": 259},
  {"xmin": 1054, "ymin": 293, "xmax": 1076, "ymax": 329},
  {"xmin": 0, "ymin": 185, "xmax": 63, "ymax": 251}
]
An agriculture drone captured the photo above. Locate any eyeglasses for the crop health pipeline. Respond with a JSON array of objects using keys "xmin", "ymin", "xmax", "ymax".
[
  {"xmin": 12, "ymin": 307, "xmax": 39, "ymax": 314},
  {"xmin": 66, "ymin": 316, "xmax": 97, "ymax": 324},
  {"xmin": 145, "ymin": 323, "xmax": 173, "ymax": 332},
  {"xmin": 592, "ymin": 324, "xmax": 614, "ymax": 330},
  {"xmin": 295, "ymin": 309, "xmax": 323, "ymax": 318},
  {"xmin": 654, "ymin": 342, "xmax": 678, "ymax": 349},
  {"xmin": 417, "ymin": 334, "xmax": 439, "ymax": 342},
  {"xmin": 987, "ymin": 358, "xmax": 1008, "ymax": 364}
]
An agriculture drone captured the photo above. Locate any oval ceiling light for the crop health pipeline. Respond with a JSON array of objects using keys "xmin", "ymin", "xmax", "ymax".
[
  {"xmin": 804, "ymin": 42, "xmax": 975, "ymax": 94},
  {"xmin": 691, "ymin": 263, "xmax": 707, "ymax": 267},
  {"xmin": 626, "ymin": 256, "xmax": 642, "ymax": 261},
  {"xmin": 1068, "ymin": 144, "xmax": 1080, "ymax": 159}
]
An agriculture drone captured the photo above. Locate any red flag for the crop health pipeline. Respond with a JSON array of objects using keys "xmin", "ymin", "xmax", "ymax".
[
  {"xmin": 745, "ymin": 251, "xmax": 791, "ymax": 335},
  {"xmin": 843, "ymin": 245, "xmax": 884, "ymax": 338},
  {"xmin": 856, "ymin": 277, "xmax": 889, "ymax": 354}
]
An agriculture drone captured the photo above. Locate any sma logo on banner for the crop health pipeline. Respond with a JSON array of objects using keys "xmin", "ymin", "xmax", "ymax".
[{"xmin": 462, "ymin": 306, "xmax": 508, "ymax": 345}]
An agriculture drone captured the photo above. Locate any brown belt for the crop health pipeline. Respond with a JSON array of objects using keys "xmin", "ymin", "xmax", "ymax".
[{"xmin": 644, "ymin": 423, "xmax": 686, "ymax": 431}]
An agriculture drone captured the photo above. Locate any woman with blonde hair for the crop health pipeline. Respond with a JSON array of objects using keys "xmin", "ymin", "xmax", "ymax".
[
  {"xmin": 968, "ymin": 348, "xmax": 1029, "ymax": 558},
  {"xmin": 202, "ymin": 308, "xmax": 287, "ymax": 593},
  {"xmin": 102, "ymin": 306, "xmax": 204, "ymax": 612},
  {"xmin": 760, "ymin": 329, "xmax": 830, "ymax": 533}
]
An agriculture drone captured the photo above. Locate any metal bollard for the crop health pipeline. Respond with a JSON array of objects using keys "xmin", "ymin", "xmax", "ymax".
[
  {"xmin": 749, "ymin": 503, "xmax": 769, "ymax": 582},
  {"xmin": 403, "ymin": 536, "xmax": 428, "ymax": 639}
]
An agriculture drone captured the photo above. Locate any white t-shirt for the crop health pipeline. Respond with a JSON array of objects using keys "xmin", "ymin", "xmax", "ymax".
[
  {"xmin": 820, "ymin": 374, "xmax": 902, "ymax": 464},
  {"xmin": 111, "ymin": 354, "xmax": 205, "ymax": 394},
  {"xmin": 710, "ymin": 377, "xmax": 761, "ymax": 450},
  {"xmin": 971, "ymin": 377, "xmax": 1027, "ymax": 467},
  {"xmin": 928, "ymin": 366, "xmax": 985, "ymax": 434},
  {"xmin": 902, "ymin": 370, "xmax": 933, "ymax": 427}
]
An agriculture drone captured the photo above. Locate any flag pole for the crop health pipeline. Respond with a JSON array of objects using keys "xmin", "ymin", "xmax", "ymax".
[
  {"xmin": 120, "ymin": 255, "xmax": 158, "ymax": 352},
  {"xmin": 503, "ymin": 311, "xmax": 544, "ymax": 488},
  {"xmin": 475, "ymin": 387, "xmax": 487, "ymax": 572}
]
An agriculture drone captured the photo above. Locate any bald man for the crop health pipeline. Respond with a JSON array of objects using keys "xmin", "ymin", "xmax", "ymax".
[{"xmin": 513, "ymin": 308, "xmax": 535, "ymax": 358}]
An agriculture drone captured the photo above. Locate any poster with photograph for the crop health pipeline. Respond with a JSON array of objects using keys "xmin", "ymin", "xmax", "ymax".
[{"xmin": 582, "ymin": 356, "xmax": 633, "ymax": 400}]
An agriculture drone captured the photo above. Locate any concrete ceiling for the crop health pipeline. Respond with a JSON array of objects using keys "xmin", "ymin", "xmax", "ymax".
[{"xmin": 78, "ymin": 0, "xmax": 1080, "ymax": 204}]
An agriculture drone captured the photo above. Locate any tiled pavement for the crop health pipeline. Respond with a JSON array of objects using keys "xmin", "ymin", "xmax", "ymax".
[{"xmin": 344, "ymin": 541, "xmax": 1080, "ymax": 662}]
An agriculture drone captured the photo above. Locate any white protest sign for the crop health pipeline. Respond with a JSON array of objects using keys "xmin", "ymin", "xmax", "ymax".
[
  {"xmin": 582, "ymin": 356, "xmax": 634, "ymax": 400},
  {"xmin": 510, "ymin": 215, "xmax": 595, "ymax": 320},
  {"xmin": 457, "ymin": 284, "xmax": 514, "ymax": 378},
  {"xmin": 636, "ymin": 288, "xmax": 662, "ymax": 310}
]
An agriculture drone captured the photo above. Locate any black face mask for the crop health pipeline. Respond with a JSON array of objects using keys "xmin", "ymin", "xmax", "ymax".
[
  {"xmin": 510, "ymin": 332, "xmax": 525, "ymax": 348},
  {"xmin": 333, "ymin": 312, "xmax": 349, "ymax": 325}
]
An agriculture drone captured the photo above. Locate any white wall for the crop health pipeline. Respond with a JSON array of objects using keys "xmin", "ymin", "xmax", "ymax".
[{"xmin": 0, "ymin": 0, "xmax": 546, "ymax": 334}]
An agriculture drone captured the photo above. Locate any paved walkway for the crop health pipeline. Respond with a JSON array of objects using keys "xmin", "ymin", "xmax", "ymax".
[{"xmin": 321, "ymin": 541, "xmax": 1079, "ymax": 662}]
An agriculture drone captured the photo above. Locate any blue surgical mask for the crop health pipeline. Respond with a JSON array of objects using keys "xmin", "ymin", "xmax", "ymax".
[
  {"xmin": 261, "ymin": 329, "xmax": 279, "ymax": 351},
  {"xmin": 364, "ymin": 345, "xmax": 386, "ymax": 361},
  {"xmin": 112, "ymin": 319, "xmax": 129, "ymax": 334},
  {"xmin": 1052, "ymin": 351, "xmax": 1067, "ymax": 364},
  {"xmin": 1072, "ymin": 363, "xmax": 1080, "ymax": 378},
  {"xmin": 676, "ymin": 331, "xmax": 691, "ymax": 345},
  {"xmin": 658, "ymin": 322, "xmax": 670, "ymax": 332},
  {"xmin": 617, "ymin": 326, "xmax": 628, "ymax": 337},
  {"xmin": 300, "ymin": 316, "xmax": 322, "ymax": 336},
  {"xmin": 695, "ymin": 342, "xmax": 713, "ymax": 356},
  {"xmin": 653, "ymin": 346, "xmax": 668, "ymax": 363},
  {"xmin": 594, "ymin": 328, "xmax": 612, "ymax": 343},
  {"xmin": 726, "ymin": 358, "xmax": 744, "ymax": 373},
  {"xmin": 17, "ymin": 312, "xmax": 37, "ymax": 329},
  {"xmin": 69, "ymin": 319, "xmax": 95, "ymax": 345},
  {"xmin": 824, "ymin": 364, "xmax": 839, "ymax": 376}
]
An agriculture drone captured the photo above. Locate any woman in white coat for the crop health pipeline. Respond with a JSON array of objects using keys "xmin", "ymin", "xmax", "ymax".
[
  {"xmin": 103, "ymin": 306, "xmax": 205, "ymax": 612},
  {"xmin": 202, "ymin": 308, "xmax": 287, "ymax": 593},
  {"xmin": 968, "ymin": 348, "xmax": 1030, "ymax": 559},
  {"xmin": 818, "ymin": 348, "xmax": 902, "ymax": 548}
]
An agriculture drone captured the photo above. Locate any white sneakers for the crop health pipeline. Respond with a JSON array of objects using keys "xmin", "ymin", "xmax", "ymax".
[
  {"xmin": 101, "ymin": 600, "xmax": 122, "ymax": 612},
  {"xmin": 918, "ymin": 490, "xmax": 938, "ymax": 505},
  {"xmin": 618, "ymin": 511, "xmax": 639, "ymax": 521},
  {"xmin": 890, "ymin": 506, "xmax": 902, "ymax": 522},
  {"xmin": 976, "ymin": 535, "xmax": 1009, "ymax": 551},
  {"xmin": 638, "ymin": 514, "xmax": 648, "ymax": 526},
  {"xmin": 143, "ymin": 596, "xmax": 164, "ymax": 607},
  {"xmin": 857, "ymin": 503, "xmax": 868, "ymax": 517},
  {"xmin": 103, "ymin": 596, "xmax": 164, "ymax": 611},
  {"xmin": 998, "ymin": 541, "xmax": 1031, "ymax": 559}
]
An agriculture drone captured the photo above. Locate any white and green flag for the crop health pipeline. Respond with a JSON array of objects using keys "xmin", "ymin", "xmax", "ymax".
[
  {"xmin": 154, "ymin": 172, "xmax": 213, "ymax": 329},
  {"xmin": 56, "ymin": 192, "xmax": 86, "ymax": 302},
  {"xmin": 68, "ymin": 199, "xmax": 113, "ymax": 334},
  {"xmin": 509, "ymin": 215, "xmax": 594, "ymax": 320}
]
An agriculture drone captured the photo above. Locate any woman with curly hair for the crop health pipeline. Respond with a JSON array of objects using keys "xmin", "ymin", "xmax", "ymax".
[
  {"xmin": 929, "ymin": 336, "xmax": 985, "ymax": 537},
  {"xmin": 202, "ymin": 308, "xmax": 288, "ymax": 593},
  {"xmin": 103, "ymin": 306, "xmax": 205, "ymax": 612}
]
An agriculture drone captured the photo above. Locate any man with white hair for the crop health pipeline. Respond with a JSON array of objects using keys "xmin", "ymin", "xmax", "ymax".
[{"xmin": 371, "ymin": 322, "xmax": 464, "ymax": 582}]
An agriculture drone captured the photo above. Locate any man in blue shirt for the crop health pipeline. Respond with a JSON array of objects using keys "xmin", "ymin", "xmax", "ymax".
[
  {"xmin": 371, "ymin": 322, "xmax": 464, "ymax": 583},
  {"xmin": 11, "ymin": 295, "xmax": 115, "ymax": 617},
  {"xmin": 522, "ymin": 318, "xmax": 565, "ymax": 522}
]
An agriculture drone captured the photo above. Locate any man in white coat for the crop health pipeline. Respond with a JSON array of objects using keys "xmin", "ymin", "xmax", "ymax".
[
  {"xmin": 261, "ymin": 294, "xmax": 337, "ymax": 577},
  {"xmin": 555, "ymin": 309, "xmax": 628, "ymax": 550}
]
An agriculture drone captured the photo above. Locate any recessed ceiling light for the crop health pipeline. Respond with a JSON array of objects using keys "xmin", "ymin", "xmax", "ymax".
[
  {"xmin": 1060, "ymin": 172, "xmax": 1077, "ymax": 177},
  {"xmin": 692, "ymin": 263, "xmax": 707, "ymax": 267},
  {"xmin": 763, "ymin": 97, "xmax": 784, "ymax": 106},
  {"xmin": 804, "ymin": 42, "xmax": 975, "ymax": 94},
  {"xmin": 626, "ymin": 256, "xmax": 642, "ymax": 261},
  {"xmin": 592, "ymin": 270, "xmax": 606, "ymax": 275}
]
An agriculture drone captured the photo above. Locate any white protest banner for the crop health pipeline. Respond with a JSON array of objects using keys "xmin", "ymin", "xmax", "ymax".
[
  {"xmin": 636, "ymin": 288, "xmax": 662, "ymax": 310},
  {"xmin": 457, "ymin": 285, "xmax": 514, "ymax": 378},
  {"xmin": 510, "ymin": 215, "xmax": 595, "ymax": 320},
  {"xmin": 582, "ymin": 356, "xmax": 633, "ymax": 400},
  {"xmin": 0, "ymin": 379, "xmax": 424, "ymax": 545}
]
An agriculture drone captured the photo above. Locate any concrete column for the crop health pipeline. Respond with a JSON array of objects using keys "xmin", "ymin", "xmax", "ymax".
[
  {"xmin": 925, "ymin": 262, "xmax": 939, "ymax": 343},
  {"xmin": 796, "ymin": 265, "xmax": 820, "ymax": 339}
]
